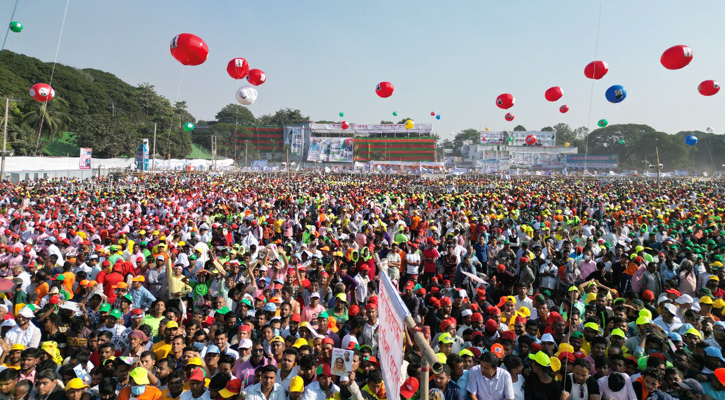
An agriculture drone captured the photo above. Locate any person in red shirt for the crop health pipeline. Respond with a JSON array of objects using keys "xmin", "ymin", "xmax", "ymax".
[
  {"xmin": 103, "ymin": 261, "xmax": 125, "ymax": 303},
  {"xmin": 422, "ymin": 239, "xmax": 439, "ymax": 285}
]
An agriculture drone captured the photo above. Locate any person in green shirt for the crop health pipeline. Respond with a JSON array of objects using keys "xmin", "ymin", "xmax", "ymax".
[
  {"xmin": 11, "ymin": 279, "xmax": 26, "ymax": 308},
  {"xmin": 327, "ymin": 293, "xmax": 349, "ymax": 325}
]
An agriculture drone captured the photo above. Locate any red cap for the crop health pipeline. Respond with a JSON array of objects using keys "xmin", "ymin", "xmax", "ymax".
[
  {"xmin": 368, "ymin": 296, "xmax": 378, "ymax": 305},
  {"xmin": 547, "ymin": 312, "xmax": 564, "ymax": 325},
  {"xmin": 404, "ymin": 281, "xmax": 415, "ymax": 290},
  {"xmin": 501, "ymin": 331, "xmax": 517, "ymax": 342},
  {"xmin": 400, "ymin": 377, "xmax": 419, "ymax": 399},
  {"xmin": 440, "ymin": 297, "xmax": 452, "ymax": 307},
  {"xmin": 49, "ymin": 295, "xmax": 59, "ymax": 305},
  {"xmin": 322, "ymin": 337, "xmax": 335, "ymax": 346},
  {"xmin": 316, "ymin": 363, "xmax": 332, "ymax": 377},
  {"xmin": 366, "ymin": 303, "xmax": 376, "ymax": 310},
  {"xmin": 491, "ymin": 343, "xmax": 505, "ymax": 359},
  {"xmin": 291, "ymin": 313, "xmax": 301, "ymax": 323},
  {"xmin": 497, "ymin": 264, "xmax": 506, "ymax": 272},
  {"xmin": 358, "ymin": 264, "xmax": 370, "ymax": 272},
  {"xmin": 239, "ymin": 325, "xmax": 252, "ymax": 333},
  {"xmin": 519, "ymin": 257, "xmax": 529, "ymax": 263},
  {"xmin": 189, "ymin": 367, "xmax": 205, "ymax": 382},
  {"xmin": 531, "ymin": 343, "xmax": 542, "ymax": 352},
  {"xmin": 440, "ymin": 319, "xmax": 454, "ymax": 331},
  {"xmin": 348, "ymin": 305, "xmax": 360, "ymax": 317},
  {"xmin": 665, "ymin": 288, "xmax": 682, "ymax": 296},
  {"xmin": 489, "ymin": 306, "xmax": 501, "ymax": 315},
  {"xmin": 642, "ymin": 290, "xmax": 655, "ymax": 301},
  {"xmin": 558, "ymin": 352, "xmax": 576, "ymax": 363},
  {"xmin": 485, "ymin": 320, "xmax": 499, "ymax": 332},
  {"xmin": 470, "ymin": 313, "xmax": 483, "ymax": 322}
]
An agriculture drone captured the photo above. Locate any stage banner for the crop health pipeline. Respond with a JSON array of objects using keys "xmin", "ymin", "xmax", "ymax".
[
  {"xmin": 510, "ymin": 152, "xmax": 565, "ymax": 169},
  {"xmin": 79, "ymin": 148, "xmax": 92, "ymax": 170},
  {"xmin": 136, "ymin": 139, "xmax": 149, "ymax": 171},
  {"xmin": 283, "ymin": 126, "xmax": 304, "ymax": 157},
  {"xmin": 379, "ymin": 272, "xmax": 410, "ymax": 400},
  {"xmin": 307, "ymin": 137, "xmax": 354, "ymax": 162},
  {"xmin": 479, "ymin": 131, "xmax": 504, "ymax": 145},
  {"xmin": 309, "ymin": 123, "xmax": 433, "ymax": 135},
  {"xmin": 565, "ymin": 154, "xmax": 618, "ymax": 169}
]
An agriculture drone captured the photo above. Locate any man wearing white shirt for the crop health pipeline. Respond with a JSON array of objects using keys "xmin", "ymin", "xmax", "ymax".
[
  {"xmin": 466, "ymin": 352, "xmax": 514, "ymax": 400},
  {"xmin": 5, "ymin": 306, "xmax": 41, "ymax": 349},
  {"xmin": 243, "ymin": 365, "xmax": 286, "ymax": 400}
]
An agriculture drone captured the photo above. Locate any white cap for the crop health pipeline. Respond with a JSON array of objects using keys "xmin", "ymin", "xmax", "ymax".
[
  {"xmin": 310, "ymin": 292, "xmax": 320, "ymax": 299},
  {"xmin": 676, "ymin": 294, "xmax": 694, "ymax": 305},
  {"xmin": 461, "ymin": 309, "xmax": 473, "ymax": 318},
  {"xmin": 238, "ymin": 339, "xmax": 253, "ymax": 349},
  {"xmin": 662, "ymin": 303, "xmax": 678, "ymax": 315},
  {"xmin": 540, "ymin": 333, "xmax": 556, "ymax": 343},
  {"xmin": 1, "ymin": 319, "xmax": 16, "ymax": 328}
]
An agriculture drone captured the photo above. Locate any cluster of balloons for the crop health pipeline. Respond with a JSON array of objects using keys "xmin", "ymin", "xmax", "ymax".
[
  {"xmin": 9, "ymin": 21, "xmax": 22, "ymax": 33},
  {"xmin": 429, "ymin": 111, "xmax": 441, "ymax": 120},
  {"xmin": 29, "ymin": 83, "xmax": 54, "ymax": 103},
  {"xmin": 168, "ymin": 33, "xmax": 267, "ymax": 108}
]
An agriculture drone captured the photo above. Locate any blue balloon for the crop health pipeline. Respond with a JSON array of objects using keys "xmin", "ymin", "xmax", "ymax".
[
  {"xmin": 435, "ymin": 114, "xmax": 441, "ymax": 120},
  {"xmin": 605, "ymin": 85, "xmax": 627, "ymax": 103},
  {"xmin": 686, "ymin": 135, "xmax": 698, "ymax": 146}
]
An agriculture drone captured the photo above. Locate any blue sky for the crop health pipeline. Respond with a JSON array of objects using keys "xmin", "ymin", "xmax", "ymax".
[{"xmin": 4, "ymin": 1, "xmax": 725, "ymax": 139}]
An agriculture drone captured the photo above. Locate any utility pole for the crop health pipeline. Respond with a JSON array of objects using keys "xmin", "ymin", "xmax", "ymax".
[
  {"xmin": 245, "ymin": 141, "xmax": 248, "ymax": 168},
  {"xmin": 656, "ymin": 146, "xmax": 661, "ymax": 188},
  {"xmin": 211, "ymin": 135, "xmax": 217, "ymax": 171},
  {"xmin": 152, "ymin": 123, "xmax": 157, "ymax": 171},
  {"xmin": 1, "ymin": 98, "xmax": 8, "ymax": 181}
]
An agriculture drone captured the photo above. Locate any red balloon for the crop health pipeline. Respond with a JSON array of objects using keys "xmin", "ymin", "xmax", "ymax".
[
  {"xmin": 525, "ymin": 135, "xmax": 537, "ymax": 145},
  {"xmin": 698, "ymin": 80, "xmax": 720, "ymax": 96},
  {"xmin": 376, "ymin": 82, "xmax": 394, "ymax": 98},
  {"xmin": 661, "ymin": 45, "xmax": 693, "ymax": 70},
  {"xmin": 496, "ymin": 93, "xmax": 515, "ymax": 110},
  {"xmin": 559, "ymin": 105, "xmax": 569, "ymax": 113},
  {"xmin": 430, "ymin": 111, "xmax": 436, "ymax": 116},
  {"xmin": 170, "ymin": 33, "xmax": 209, "ymax": 66},
  {"xmin": 584, "ymin": 60, "xmax": 609, "ymax": 80},
  {"xmin": 29, "ymin": 83, "xmax": 54, "ymax": 102},
  {"xmin": 227, "ymin": 58, "xmax": 250, "ymax": 80},
  {"xmin": 545, "ymin": 86, "xmax": 563, "ymax": 102},
  {"xmin": 341, "ymin": 121, "xmax": 350, "ymax": 130},
  {"xmin": 505, "ymin": 113, "xmax": 514, "ymax": 122},
  {"xmin": 247, "ymin": 69, "xmax": 266, "ymax": 86}
]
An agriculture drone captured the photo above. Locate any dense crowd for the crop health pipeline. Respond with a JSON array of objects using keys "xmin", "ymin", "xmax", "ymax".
[{"xmin": 0, "ymin": 173, "xmax": 722, "ymax": 400}]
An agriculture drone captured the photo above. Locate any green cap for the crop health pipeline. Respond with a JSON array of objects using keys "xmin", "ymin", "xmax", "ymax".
[
  {"xmin": 122, "ymin": 294, "xmax": 132, "ymax": 303},
  {"xmin": 109, "ymin": 309, "xmax": 122, "ymax": 319},
  {"xmin": 318, "ymin": 311, "xmax": 329, "ymax": 319},
  {"xmin": 216, "ymin": 306, "xmax": 231, "ymax": 315},
  {"xmin": 99, "ymin": 303, "xmax": 111, "ymax": 313}
]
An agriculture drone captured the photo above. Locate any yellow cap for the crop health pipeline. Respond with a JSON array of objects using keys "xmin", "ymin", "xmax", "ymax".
[
  {"xmin": 636, "ymin": 316, "xmax": 652, "ymax": 325},
  {"xmin": 438, "ymin": 333, "xmax": 454, "ymax": 344},
  {"xmin": 528, "ymin": 351, "xmax": 551, "ymax": 367},
  {"xmin": 611, "ymin": 328, "xmax": 626, "ymax": 338},
  {"xmin": 187, "ymin": 357, "xmax": 203, "ymax": 366},
  {"xmin": 10, "ymin": 344, "xmax": 24, "ymax": 351},
  {"xmin": 700, "ymin": 296, "xmax": 714, "ymax": 305},
  {"xmin": 685, "ymin": 328, "xmax": 702, "ymax": 339},
  {"xmin": 65, "ymin": 378, "xmax": 89, "ymax": 391},
  {"xmin": 293, "ymin": 338, "xmax": 308, "ymax": 348},
  {"xmin": 714, "ymin": 299, "xmax": 725, "ymax": 309},
  {"xmin": 555, "ymin": 343, "xmax": 574, "ymax": 356},
  {"xmin": 550, "ymin": 357, "xmax": 561, "ymax": 372},
  {"xmin": 516, "ymin": 307, "xmax": 531, "ymax": 318},
  {"xmin": 585, "ymin": 293, "xmax": 597, "ymax": 304},
  {"xmin": 129, "ymin": 367, "xmax": 150, "ymax": 385},
  {"xmin": 289, "ymin": 376, "xmax": 304, "ymax": 393},
  {"xmin": 710, "ymin": 276, "xmax": 720, "ymax": 282},
  {"xmin": 166, "ymin": 321, "xmax": 179, "ymax": 329}
]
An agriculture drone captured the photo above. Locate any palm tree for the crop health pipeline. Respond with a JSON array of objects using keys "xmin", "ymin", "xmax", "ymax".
[{"xmin": 22, "ymin": 97, "xmax": 71, "ymax": 155}]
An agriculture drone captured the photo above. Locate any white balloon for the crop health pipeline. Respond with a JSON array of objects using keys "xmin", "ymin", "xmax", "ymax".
[
  {"xmin": 236, "ymin": 85, "xmax": 258, "ymax": 106},
  {"xmin": 707, "ymin": 127, "xmax": 714, "ymax": 133}
]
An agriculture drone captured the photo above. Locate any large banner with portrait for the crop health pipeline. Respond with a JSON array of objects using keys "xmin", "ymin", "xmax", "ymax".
[{"xmin": 307, "ymin": 137, "xmax": 354, "ymax": 163}]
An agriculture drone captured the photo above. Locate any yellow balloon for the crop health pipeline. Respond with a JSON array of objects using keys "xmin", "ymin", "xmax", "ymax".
[
  {"xmin": 485, "ymin": 127, "xmax": 490, "ymax": 131},
  {"xmin": 404, "ymin": 119, "xmax": 415, "ymax": 130},
  {"xmin": 565, "ymin": 142, "xmax": 570, "ymax": 147}
]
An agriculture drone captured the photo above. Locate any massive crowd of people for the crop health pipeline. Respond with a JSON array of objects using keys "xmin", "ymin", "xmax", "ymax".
[{"xmin": 0, "ymin": 172, "xmax": 722, "ymax": 400}]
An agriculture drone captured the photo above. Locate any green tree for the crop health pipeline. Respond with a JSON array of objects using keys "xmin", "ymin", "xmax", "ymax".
[
  {"xmin": 513, "ymin": 125, "xmax": 527, "ymax": 131},
  {"xmin": 214, "ymin": 103, "xmax": 256, "ymax": 125},
  {"xmin": 136, "ymin": 83, "xmax": 173, "ymax": 121},
  {"xmin": 451, "ymin": 129, "xmax": 480, "ymax": 156},
  {"xmin": 380, "ymin": 120, "xmax": 394, "ymax": 124},
  {"xmin": 588, "ymin": 124, "xmax": 689, "ymax": 171},
  {"xmin": 74, "ymin": 114, "xmax": 139, "ymax": 158},
  {"xmin": 257, "ymin": 108, "xmax": 308, "ymax": 126},
  {"xmin": 23, "ymin": 97, "xmax": 71, "ymax": 152}
]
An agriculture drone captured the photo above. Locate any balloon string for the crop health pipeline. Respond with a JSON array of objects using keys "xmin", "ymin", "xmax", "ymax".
[
  {"xmin": 0, "ymin": 0, "xmax": 21, "ymax": 52},
  {"xmin": 163, "ymin": 66, "xmax": 185, "ymax": 163},
  {"xmin": 33, "ymin": 0, "xmax": 70, "ymax": 156},
  {"xmin": 583, "ymin": 0, "xmax": 604, "ymax": 173}
]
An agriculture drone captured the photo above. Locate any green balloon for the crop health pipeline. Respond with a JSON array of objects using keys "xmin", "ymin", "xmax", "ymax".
[
  {"xmin": 183, "ymin": 122, "xmax": 194, "ymax": 132},
  {"xmin": 392, "ymin": 111, "xmax": 398, "ymax": 116},
  {"xmin": 338, "ymin": 112, "xmax": 344, "ymax": 117},
  {"xmin": 598, "ymin": 119, "xmax": 608, "ymax": 128},
  {"xmin": 619, "ymin": 139, "xmax": 625, "ymax": 145},
  {"xmin": 9, "ymin": 21, "xmax": 22, "ymax": 33}
]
